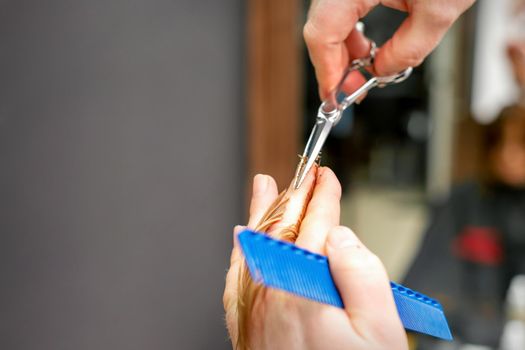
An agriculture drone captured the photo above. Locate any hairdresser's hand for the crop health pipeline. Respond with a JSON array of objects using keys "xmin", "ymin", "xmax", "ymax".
[
  {"xmin": 224, "ymin": 168, "xmax": 408, "ymax": 350},
  {"xmin": 304, "ymin": 0, "xmax": 475, "ymax": 99}
]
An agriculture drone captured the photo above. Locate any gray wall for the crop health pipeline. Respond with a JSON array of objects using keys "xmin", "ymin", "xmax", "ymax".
[{"xmin": 0, "ymin": 1, "xmax": 243, "ymax": 349}]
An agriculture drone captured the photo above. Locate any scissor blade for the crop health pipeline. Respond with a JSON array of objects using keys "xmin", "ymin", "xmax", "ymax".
[{"xmin": 293, "ymin": 116, "xmax": 335, "ymax": 189}]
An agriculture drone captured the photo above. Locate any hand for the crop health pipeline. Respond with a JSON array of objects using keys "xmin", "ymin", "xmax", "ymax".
[
  {"xmin": 304, "ymin": 0, "xmax": 475, "ymax": 100},
  {"xmin": 224, "ymin": 168, "xmax": 408, "ymax": 350}
]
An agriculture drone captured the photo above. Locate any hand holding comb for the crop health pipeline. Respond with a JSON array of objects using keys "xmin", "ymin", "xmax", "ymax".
[{"xmin": 224, "ymin": 167, "xmax": 450, "ymax": 350}]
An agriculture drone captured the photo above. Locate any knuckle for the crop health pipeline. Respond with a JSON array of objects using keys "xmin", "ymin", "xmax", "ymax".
[
  {"xmin": 433, "ymin": 10, "xmax": 456, "ymax": 28},
  {"xmin": 393, "ymin": 44, "xmax": 425, "ymax": 68},
  {"xmin": 302, "ymin": 21, "xmax": 319, "ymax": 45},
  {"xmin": 423, "ymin": 4, "xmax": 457, "ymax": 29}
]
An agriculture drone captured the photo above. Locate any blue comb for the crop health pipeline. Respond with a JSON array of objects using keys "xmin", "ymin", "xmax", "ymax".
[{"xmin": 238, "ymin": 229, "xmax": 452, "ymax": 341}]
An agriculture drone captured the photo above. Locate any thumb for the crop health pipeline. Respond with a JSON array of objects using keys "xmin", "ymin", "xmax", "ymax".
[{"xmin": 326, "ymin": 226, "xmax": 404, "ymax": 340}]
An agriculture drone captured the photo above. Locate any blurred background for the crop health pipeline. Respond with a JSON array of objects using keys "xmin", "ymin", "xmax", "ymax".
[{"xmin": 0, "ymin": 0, "xmax": 524, "ymax": 349}]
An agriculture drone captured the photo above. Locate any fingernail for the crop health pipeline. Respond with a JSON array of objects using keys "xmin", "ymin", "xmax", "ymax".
[
  {"xmin": 328, "ymin": 228, "xmax": 357, "ymax": 250},
  {"xmin": 253, "ymin": 174, "xmax": 269, "ymax": 195}
]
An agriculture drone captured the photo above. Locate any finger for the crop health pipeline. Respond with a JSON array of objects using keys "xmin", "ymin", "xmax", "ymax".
[
  {"xmin": 321, "ymin": 33, "xmax": 371, "ymax": 101},
  {"xmin": 295, "ymin": 167, "xmax": 341, "ymax": 254},
  {"xmin": 345, "ymin": 28, "xmax": 372, "ymax": 61},
  {"xmin": 326, "ymin": 226, "xmax": 405, "ymax": 343},
  {"xmin": 338, "ymin": 69, "xmax": 367, "ymax": 98},
  {"xmin": 264, "ymin": 165, "xmax": 317, "ymax": 236},
  {"xmin": 374, "ymin": 3, "xmax": 465, "ymax": 76},
  {"xmin": 223, "ymin": 225, "xmax": 247, "ymax": 314},
  {"xmin": 304, "ymin": 0, "xmax": 377, "ymax": 100},
  {"xmin": 247, "ymin": 174, "xmax": 279, "ymax": 229},
  {"xmin": 324, "ymin": 31, "xmax": 369, "ymax": 104},
  {"xmin": 230, "ymin": 225, "xmax": 245, "ymax": 266}
]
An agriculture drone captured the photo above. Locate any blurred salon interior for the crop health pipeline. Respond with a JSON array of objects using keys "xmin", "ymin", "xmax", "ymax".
[
  {"xmin": 0, "ymin": 0, "xmax": 524, "ymax": 349},
  {"xmin": 249, "ymin": 1, "xmax": 525, "ymax": 349}
]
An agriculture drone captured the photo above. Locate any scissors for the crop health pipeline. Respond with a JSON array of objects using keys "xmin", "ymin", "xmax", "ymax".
[{"xmin": 293, "ymin": 41, "xmax": 413, "ymax": 189}]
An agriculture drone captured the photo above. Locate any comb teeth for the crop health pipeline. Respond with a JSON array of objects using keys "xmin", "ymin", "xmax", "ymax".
[
  {"xmin": 239, "ymin": 229, "xmax": 343, "ymax": 307},
  {"xmin": 390, "ymin": 283, "xmax": 452, "ymax": 340},
  {"xmin": 238, "ymin": 229, "xmax": 452, "ymax": 341}
]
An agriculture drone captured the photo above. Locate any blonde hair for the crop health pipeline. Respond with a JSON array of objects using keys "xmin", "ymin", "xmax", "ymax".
[{"xmin": 235, "ymin": 163, "xmax": 318, "ymax": 350}]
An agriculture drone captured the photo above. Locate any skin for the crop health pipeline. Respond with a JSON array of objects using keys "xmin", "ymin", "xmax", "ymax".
[
  {"xmin": 491, "ymin": 118, "xmax": 525, "ymax": 188},
  {"xmin": 304, "ymin": 0, "xmax": 476, "ymax": 100},
  {"xmin": 490, "ymin": 44, "xmax": 525, "ymax": 188},
  {"xmin": 507, "ymin": 41, "xmax": 525, "ymax": 103},
  {"xmin": 508, "ymin": 42, "xmax": 525, "ymax": 90},
  {"xmin": 224, "ymin": 167, "xmax": 408, "ymax": 350}
]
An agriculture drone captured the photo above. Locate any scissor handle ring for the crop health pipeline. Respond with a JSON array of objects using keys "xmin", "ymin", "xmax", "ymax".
[{"xmin": 322, "ymin": 40, "xmax": 412, "ymax": 116}]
